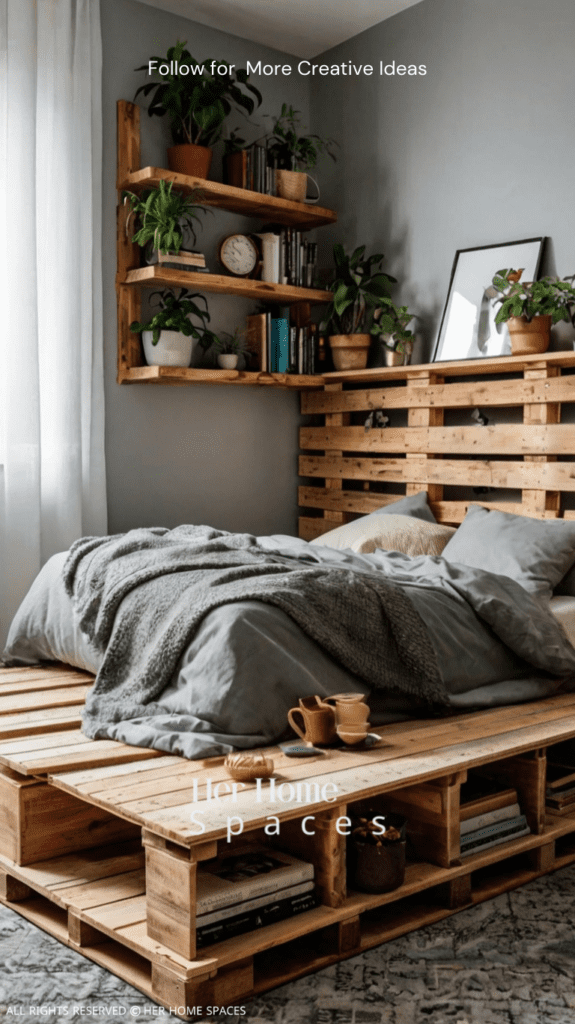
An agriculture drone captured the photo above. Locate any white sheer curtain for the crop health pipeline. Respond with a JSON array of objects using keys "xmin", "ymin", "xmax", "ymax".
[{"xmin": 0, "ymin": 0, "xmax": 106, "ymax": 648}]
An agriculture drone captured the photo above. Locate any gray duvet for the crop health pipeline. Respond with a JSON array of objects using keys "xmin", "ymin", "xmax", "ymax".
[{"xmin": 59, "ymin": 527, "xmax": 575, "ymax": 760}]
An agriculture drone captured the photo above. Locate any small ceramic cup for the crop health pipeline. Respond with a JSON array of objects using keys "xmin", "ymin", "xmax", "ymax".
[{"xmin": 337, "ymin": 723, "xmax": 370, "ymax": 746}]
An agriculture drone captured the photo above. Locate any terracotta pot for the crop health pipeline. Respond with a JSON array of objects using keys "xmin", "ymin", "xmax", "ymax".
[
  {"xmin": 507, "ymin": 315, "xmax": 552, "ymax": 355},
  {"xmin": 329, "ymin": 334, "xmax": 371, "ymax": 371},
  {"xmin": 167, "ymin": 144, "xmax": 213, "ymax": 179},
  {"xmin": 276, "ymin": 169, "xmax": 307, "ymax": 202}
]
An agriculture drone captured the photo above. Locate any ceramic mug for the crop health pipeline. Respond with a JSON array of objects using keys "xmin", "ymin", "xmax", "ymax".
[
  {"xmin": 326, "ymin": 693, "xmax": 370, "ymax": 726},
  {"xmin": 288, "ymin": 695, "xmax": 336, "ymax": 746}
]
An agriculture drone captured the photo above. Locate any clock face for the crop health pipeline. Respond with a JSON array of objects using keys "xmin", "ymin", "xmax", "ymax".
[{"xmin": 219, "ymin": 234, "xmax": 259, "ymax": 277}]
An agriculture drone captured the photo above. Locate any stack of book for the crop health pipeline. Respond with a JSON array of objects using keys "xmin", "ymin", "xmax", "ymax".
[
  {"xmin": 195, "ymin": 845, "xmax": 316, "ymax": 948},
  {"xmin": 225, "ymin": 144, "xmax": 277, "ymax": 195},
  {"xmin": 279, "ymin": 231, "xmax": 317, "ymax": 287},
  {"xmin": 546, "ymin": 763, "xmax": 575, "ymax": 813},
  {"xmin": 154, "ymin": 249, "xmax": 209, "ymax": 273},
  {"xmin": 459, "ymin": 780, "xmax": 530, "ymax": 858},
  {"xmin": 246, "ymin": 312, "xmax": 320, "ymax": 374}
]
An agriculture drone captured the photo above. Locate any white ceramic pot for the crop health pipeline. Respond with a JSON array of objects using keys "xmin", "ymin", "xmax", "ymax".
[
  {"xmin": 142, "ymin": 330, "xmax": 193, "ymax": 367},
  {"xmin": 217, "ymin": 353, "xmax": 239, "ymax": 369}
]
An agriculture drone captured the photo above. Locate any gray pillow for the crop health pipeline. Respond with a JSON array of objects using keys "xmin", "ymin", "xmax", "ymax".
[
  {"xmin": 2, "ymin": 551, "xmax": 100, "ymax": 672},
  {"xmin": 369, "ymin": 490, "xmax": 437, "ymax": 523},
  {"xmin": 442, "ymin": 505, "xmax": 575, "ymax": 601}
]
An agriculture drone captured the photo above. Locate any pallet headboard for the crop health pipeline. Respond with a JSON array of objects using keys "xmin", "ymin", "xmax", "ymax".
[{"xmin": 298, "ymin": 351, "xmax": 575, "ymax": 541}]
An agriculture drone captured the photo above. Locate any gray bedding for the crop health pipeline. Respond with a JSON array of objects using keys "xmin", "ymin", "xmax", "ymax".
[
  {"xmin": 52, "ymin": 526, "xmax": 575, "ymax": 759},
  {"xmin": 6, "ymin": 528, "xmax": 575, "ymax": 760}
]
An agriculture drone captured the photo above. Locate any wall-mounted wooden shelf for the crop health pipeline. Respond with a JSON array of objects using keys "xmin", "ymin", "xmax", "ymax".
[
  {"xmin": 119, "ymin": 167, "xmax": 338, "ymax": 231},
  {"xmin": 116, "ymin": 100, "xmax": 336, "ymax": 387},
  {"xmin": 122, "ymin": 366, "xmax": 324, "ymax": 388},
  {"xmin": 123, "ymin": 265, "xmax": 331, "ymax": 305},
  {"xmin": 322, "ymin": 349, "xmax": 575, "ymax": 383}
]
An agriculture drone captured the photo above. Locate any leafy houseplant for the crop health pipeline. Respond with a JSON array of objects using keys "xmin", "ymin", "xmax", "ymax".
[
  {"xmin": 212, "ymin": 328, "xmax": 248, "ymax": 370},
  {"xmin": 130, "ymin": 288, "xmax": 216, "ymax": 367},
  {"xmin": 371, "ymin": 299, "xmax": 416, "ymax": 366},
  {"xmin": 267, "ymin": 104, "xmax": 337, "ymax": 202},
  {"xmin": 135, "ymin": 41, "xmax": 262, "ymax": 178},
  {"xmin": 123, "ymin": 180, "xmax": 205, "ymax": 260},
  {"xmin": 320, "ymin": 244, "xmax": 396, "ymax": 370},
  {"xmin": 491, "ymin": 268, "xmax": 575, "ymax": 355}
]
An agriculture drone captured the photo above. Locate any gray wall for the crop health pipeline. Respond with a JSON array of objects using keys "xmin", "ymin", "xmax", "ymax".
[
  {"xmin": 101, "ymin": 0, "xmax": 311, "ymax": 535},
  {"xmin": 311, "ymin": 0, "xmax": 575, "ymax": 362},
  {"xmin": 102, "ymin": 0, "xmax": 575, "ymax": 536}
]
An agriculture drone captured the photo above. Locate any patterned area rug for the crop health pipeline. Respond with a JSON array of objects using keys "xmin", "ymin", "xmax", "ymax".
[{"xmin": 1, "ymin": 866, "xmax": 575, "ymax": 1024}]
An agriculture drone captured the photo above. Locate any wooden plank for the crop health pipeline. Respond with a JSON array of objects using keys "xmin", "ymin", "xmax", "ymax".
[
  {"xmin": 0, "ymin": 840, "xmax": 144, "ymax": 895},
  {"xmin": 298, "ymin": 455, "xmax": 575, "ymax": 492},
  {"xmin": 0, "ymin": 670, "xmax": 92, "ymax": 695},
  {"xmin": 322, "ymin": 383, "xmax": 350, "ymax": 525},
  {"xmin": 299, "ymin": 423, "xmax": 575, "ymax": 456},
  {"xmin": 120, "ymin": 365, "xmax": 323, "ymax": 389},
  {"xmin": 123, "ymin": 266, "xmax": 331, "ymax": 305},
  {"xmin": 146, "ymin": 844, "xmax": 197, "ymax": 960},
  {"xmin": 119, "ymin": 165, "xmax": 337, "ymax": 230},
  {"xmin": 321, "ymin": 350, "xmax": 575, "ymax": 383},
  {"xmin": 301, "ymin": 375, "xmax": 575, "ymax": 414},
  {"xmin": 0, "ymin": 705, "xmax": 82, "ymax": 740},
  {"xmin": 0, "ymin": 739, "xmax": 162, "ymax": 776},
  {"xmin": 0, "ymin": 685, "xmax": 90, "ymax": 716},
  {"xmin": 299, "ymin": 495, "xmax": 551, "ymax": 524},
  {"xmin": 522, "ymin": 366, "xmax": 561, "ymax": 515},
  {"xmin": 56, "ymin": 868, "xmax": 145, "ymax": 911}
]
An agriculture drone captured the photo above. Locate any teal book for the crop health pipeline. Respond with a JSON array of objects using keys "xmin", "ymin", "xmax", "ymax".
[{"xmin": 271, "ymin": 318, "xmax": 289, "ymax": 373}]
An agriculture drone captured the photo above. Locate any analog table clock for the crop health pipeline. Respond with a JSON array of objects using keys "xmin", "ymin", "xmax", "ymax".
[{"xmin": 219, "ymin": 234, "xmax": 260, "ymax": 277}]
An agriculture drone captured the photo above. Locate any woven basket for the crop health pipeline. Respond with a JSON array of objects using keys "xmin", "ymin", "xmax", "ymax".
[{"xmin": 276, "ymin": 169, "xmax": 307, "ymax": 203}]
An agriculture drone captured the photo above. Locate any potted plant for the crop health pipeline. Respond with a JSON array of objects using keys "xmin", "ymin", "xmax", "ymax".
[
  {"xmin": 135, "ymin": 41, "xmax": 262, "ymax": 179},
  {"xmin": 212, "ymin": 329, "xmax": 248, "ymax": 369},
  {"xmin": 129, "ymin": 288, "xmax": 216, "ymax": 367},
  {"xmin": 349, "ymin": 813, "xmax": 407, "ymax": 894},
  {"xmin": 122, "ymin": 179, "xmax": 205, "ymax": 264},
  {"xmin": 492, "ymin": 268, "xmax": 575, "ymax": 355},
  {"xmin": 320, "ymin": 244, "xmax": 396, "ymax": 370},
  {"xmin": 371, "ymin": 299, "xmax": 416, "ymax": 366},
  {"xmin": 266, "ymin": 104, "xmax": 337, "ymax": 202}
]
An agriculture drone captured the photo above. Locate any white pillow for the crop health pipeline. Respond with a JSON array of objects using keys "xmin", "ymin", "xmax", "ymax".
[
  {"xmin": 311, "ymin": 513, "xmax": 456, "ymax": 555},
  {"xmin": 2, "ymin": 551, "xmax": 100, "ymax": 672}
]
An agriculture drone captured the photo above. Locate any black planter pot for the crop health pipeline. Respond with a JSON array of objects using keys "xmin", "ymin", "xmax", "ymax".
[{"xmin": 350, "ymin": 812, "xmax": 407, "ymax": 894}]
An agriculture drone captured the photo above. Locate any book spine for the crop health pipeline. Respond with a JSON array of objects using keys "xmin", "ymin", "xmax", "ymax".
[
  {"xmin": 197, "ymin": 880, "xmax": 314, "ymax": 928},
  {"xmin": 460, "ymin": 802, "xmax": 521, "ymax": 837},
  {"xmin": 460, "ymin": 825, "xmax": 530, "ymax": 857},
  {"xmin": 273, "ymin": 318, "xmax": 289, "ymax": 373},
  {"xmin": 266, "ymin": 312, "xmax": 272, "ymax": 373},
  {"xmin": 196, "ymin": 890, "xmax": 318, "ymax": 949}
]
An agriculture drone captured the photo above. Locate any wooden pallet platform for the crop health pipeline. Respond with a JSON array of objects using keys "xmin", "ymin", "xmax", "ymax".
[{"xmin": 2, "ymin": 664, "xmax": 575, "ymax": 1015}]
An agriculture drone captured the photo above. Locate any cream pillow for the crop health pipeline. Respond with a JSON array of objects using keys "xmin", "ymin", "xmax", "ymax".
[{"xmin": 311, "ymin": 513, "xmax": 456, "ymax": 556}]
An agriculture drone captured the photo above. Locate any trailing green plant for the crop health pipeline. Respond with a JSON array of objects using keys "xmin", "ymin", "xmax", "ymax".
[
  {"xmin": 371, "ymin": 299, "xmax": 416, "ymax": 352},
  {"xmin": 266, "ymin": 104, "xmax": 337, "ymax": 171},
  {"xmin": 122, "ymin": 179, "xmax": 205, "ymax": 254},
  {"xmin": 320, "ymin": 244, "xmax": 396, "ymax": 335},
  {"xmin": 492, "ymin": 269, "xmax": 575, "ymax": 326},
  {"xmin": 129, "ymin": 288, "xmax": 217, "ymax": 348},
  {"xmin": 223, "ymin": 129, "xmax": 248, "ymax": 156},
  {"xmin": 135, "ymin": 42, "xmax": 262, "ymax": 148}
]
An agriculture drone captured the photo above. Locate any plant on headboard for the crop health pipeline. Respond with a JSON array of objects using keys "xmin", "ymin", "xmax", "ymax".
[
  {"xmin": 491, "ymin": 268, "xmax": 575, "ymax": 355},
  {"xmin": 320, "ymin": 245, "xmax": 396, "ymax": 370}
]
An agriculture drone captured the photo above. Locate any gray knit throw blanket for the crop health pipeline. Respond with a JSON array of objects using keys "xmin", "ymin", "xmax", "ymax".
[{"xmin": 63, "ymin": 526, "xmax": 444, "ymax": 737}]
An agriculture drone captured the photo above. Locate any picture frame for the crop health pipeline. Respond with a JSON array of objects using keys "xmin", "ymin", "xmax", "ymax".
[{"xmin": 432, "ymin": 237, "xmax": 545, "ymax": 362}]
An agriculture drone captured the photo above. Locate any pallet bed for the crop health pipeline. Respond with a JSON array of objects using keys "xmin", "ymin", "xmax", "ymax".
[
  {"xmin": 3, "ymin": 353, "xmax": 575, "ymax": 1014},
  {"xmin": 2, "ymin": 664, "xmax": 575, "ymax": 1014}
]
